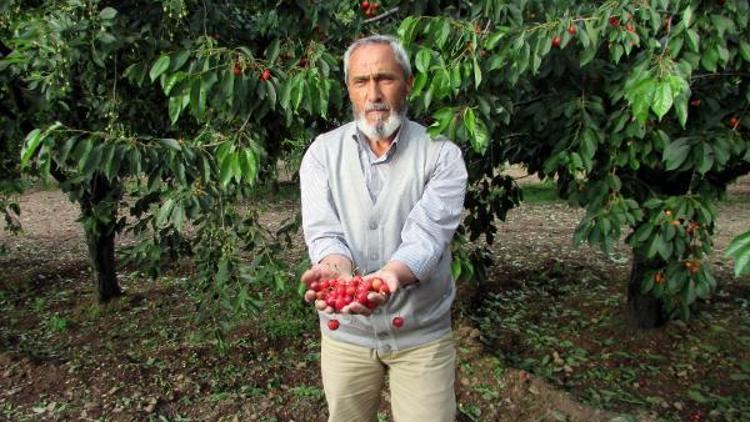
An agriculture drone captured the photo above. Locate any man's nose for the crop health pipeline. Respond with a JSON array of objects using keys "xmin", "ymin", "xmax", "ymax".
[{"xmin": 367, "ymin": 80, "xmax": 383, "ymax": 101}]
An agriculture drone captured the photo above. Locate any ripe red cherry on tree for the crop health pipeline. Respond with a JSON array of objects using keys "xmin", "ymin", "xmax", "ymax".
[
  {"xmin": 361, "ymin": 1, "xmax": 369, "ymax": 11},
  {"xmin": 609, "ymin": 16, "xmax": 620, "ymax": 27},
  {"xmin": 567, "ymin": 24, "xmax": 577, "ymax": 35},
  {"xmin": 729, "ymin": 116, "xmax": 740, "ymax": 128},
  {"xmin": 233, "ymin": 63, "xmax": 242, "ymax": 76},
  {"xmin": 551, "ymin": 36, "xmax": 561, "ymax": 48},
  {"xmin": 261, "ymin": 68, "xmax": 271, "ymax": 81}
]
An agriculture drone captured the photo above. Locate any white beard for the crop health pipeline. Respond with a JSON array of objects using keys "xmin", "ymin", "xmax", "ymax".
[{"xmin": 355, "ymin": 108, "xmax": 405, "ymax": 141}]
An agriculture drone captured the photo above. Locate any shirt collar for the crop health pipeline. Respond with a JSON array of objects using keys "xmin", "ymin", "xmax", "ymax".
[{"xmin": 352, "ymin": 124, "xmax": 404, "ymax": 160}]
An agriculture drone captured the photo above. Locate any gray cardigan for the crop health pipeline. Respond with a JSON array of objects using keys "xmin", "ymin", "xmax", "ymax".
[{"xmin": 302, "ymin": 119, "xmax": 466, "ymax": 352}]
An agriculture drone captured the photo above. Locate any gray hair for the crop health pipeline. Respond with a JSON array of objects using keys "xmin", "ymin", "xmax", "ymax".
[{"xmin": 343, "ymin": 35, "xmax": 412, "ymax": 84}]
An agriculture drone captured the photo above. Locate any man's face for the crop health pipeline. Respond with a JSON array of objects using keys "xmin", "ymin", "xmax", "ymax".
[{"xmin": 347, "ymin": 43, "xmax": 412, "ymax": 140}]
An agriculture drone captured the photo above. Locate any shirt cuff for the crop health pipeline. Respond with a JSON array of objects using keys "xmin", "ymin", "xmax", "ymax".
[
  {"xmin": 390, "ymin": 245, "xmax": 440, "ymax": 282},
  {"xmin": 310, "ymin": 238, "xmax": 353, "ymax": 264}
]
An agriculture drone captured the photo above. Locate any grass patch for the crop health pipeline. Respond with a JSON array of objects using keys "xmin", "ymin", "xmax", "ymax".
[{"xmin": 520, "ymin": 180, "xmax": 560, "ymax": 203}]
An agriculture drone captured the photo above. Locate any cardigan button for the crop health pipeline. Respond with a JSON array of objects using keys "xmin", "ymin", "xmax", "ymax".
[{"xmin": 369, "ymin": 221, "xmax": 378, "ymax": 230}]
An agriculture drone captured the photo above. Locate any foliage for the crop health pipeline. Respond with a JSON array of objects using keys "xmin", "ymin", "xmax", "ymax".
[
  {"xmin": 397, "ymin": 0, "xmax": 750, "ymax": 319},
  {"xmin": 1, "ymin": 0, "xmax": 749, "ymax": 324}
]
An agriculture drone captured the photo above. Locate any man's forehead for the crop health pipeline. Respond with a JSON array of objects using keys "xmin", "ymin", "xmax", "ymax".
[{"xmin": 349, "ymin": 44, "xmax": 398, "ymax": 66}]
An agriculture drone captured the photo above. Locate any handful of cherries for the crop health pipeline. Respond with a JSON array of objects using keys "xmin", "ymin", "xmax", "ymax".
[
  {"xmin": 306, "ymin": 275, "xmax": 390, "ymax": 312},
  {"xmin": 304, "ymin": 275, "xmax": 405, "ymax": 331}
]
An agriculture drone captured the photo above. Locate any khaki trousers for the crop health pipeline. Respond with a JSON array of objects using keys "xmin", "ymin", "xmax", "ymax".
[{"xmin": 320, "ymin": 333, "xmax": 456, "ymax": 422}]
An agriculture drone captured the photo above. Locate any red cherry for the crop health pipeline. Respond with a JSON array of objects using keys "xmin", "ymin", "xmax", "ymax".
[
  {"xmin": 233, "ymin": 63, "xmax": 242, "ymax": 76},
  {"xmin": 690, "ymin": 99, "xmax": 701, "ymax": 107},
  {"xmin": 335, "ymin": 297, "xmax": 347, "ymax": 311},
  {"xmin": 392, "ymin": 316, "xmax": 404, "ymax": 328},
  {"xmin": 261, "ymin": 68, "xmax": 271, "ymax": 81},
  {"xmin": 609, "ymin": 16, "xmax": 620, "ymax": 27},
  {"xmin": 551, "ymin": 36, "xmax": 561, "ymax": 48},
  {"xmin": 361, "ymin": 1, "xmax": 369, "ymax": 11},
  {"xmin": 567, "ymin": 24, "xmax": 577, "ymax": 35},
  {"xmin": 626, "ymin": 23, "xmax": 635, "ymax": 33},
  {"xmin": 356, "ymin": 290, "xmax": 369, "ymax": 304},
  {"xmin": 310, "ymin": 281, "xmax": 320, "ymax": 291},
  {"xmin": 328, "ymin": 320, "xmax": 340, "ymax": 330},
  {"xmin": 729, "ymin": 116, "xmax": 740, "ymax": 127}
]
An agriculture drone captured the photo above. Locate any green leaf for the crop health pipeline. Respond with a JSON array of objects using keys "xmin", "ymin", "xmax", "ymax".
[
  {"xmin": 435, "ymin": 19, "xmax": 450, "ymax": 49},
  {"xmin": 171, "ymin": 50, "xmax": 191, "ymax": 71},
  {"xmin": 463, "ymin": 107, "xmax": 476, "ymax": 137},
  {"xmin": 240, "ymin": 149, "xmax": 257, "ymax": 184},
  {"xmin": 739, "ymin": 41, "xmax": 750, "ymax": 63},
  {"xmin": 416, "ymin": 49, "xmax": 432, "ymax": 73},
  {"xmin": 220, "ymin": 153, "xmax": 234, "ymax": 187},
  {"xmin": 149, "ymin": 55, "xmax": 171, "ymax": 82},
  {"xmin": 99, "ymin": 7, "xmax": 117, "ymax": 20},
  {"xmin": 681, "ymin": 7, "xmax": 693, "ymax": 27},
  {"xmin": 651, "ymin": 82, "xmax": 673, "ymax": 121},
  {"xmin": 163, "ymin": 71, "xmax": 185, "ymax": 95},
  {"xmin": 726, "ymin": 230, "xmax": 750, "ymax": 276},
  {"xmin": 451, "ymin": 258, "xmax": 462, "ymax": 280},
  {"xmin": 265, "ymin": 38, "xmax": 281, "ymax": 64},
  {"xmin": 710, "ymin": 15, "xmax": 735, "ymax": 38},
  {"xmin": 471, "ymin": 117, "xmax": 490, "ymax": 154},
  {"xmin": 701, "ymin": 46, "xmax": 718, "ymax": 72},
  {"xmin": 156, "ymin": 199, "xmax": 175, "ymax": 228},
  {"xmin": 20, "ymin": 129, "xmax": 42, "ymax": 166},
  {"xmin": 21, "ymin": 122, "xmax": 62, "ymax": 166},
  {"xmin": 696, "ymin": 143, "xmax": 714, "ymax": 174},
  {"xmin": 265, "ymin": 81, "xmax": 277, "ymax": 108},
  {"xmin": 484, "ymin": 30, "xmax": 506, "ymax": 50},
  {"xmin": 685, "ymin": 29, "xmax": 700, "ymax": 52},
  {"xmin": 674, "ymin": 93, "xmax": 688, "ymax": 128},
  {"xmin": 158, "ymin": 138, "xmax": 182, "ymax": 151},
  {"xmin": 663, "ymin": 138, "xmax": 691, "ymax": 171},
  {"xmin": 628, "ymin": 77, "xmax": 656, "ymax": 124},
  {"xmin": 473, "ymin": 56, "xmax": 482, "ymax": 89}
]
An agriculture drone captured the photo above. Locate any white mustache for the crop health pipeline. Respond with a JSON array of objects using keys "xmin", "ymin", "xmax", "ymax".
[{"xmin": 366, "ymin": 103, "xmax": 390, "ymax": 112}]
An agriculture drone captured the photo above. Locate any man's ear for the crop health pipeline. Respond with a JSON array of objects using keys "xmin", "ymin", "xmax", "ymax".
[{"xmin": 405, "ymin": 74, "xmax": 414, "ymax": 93}]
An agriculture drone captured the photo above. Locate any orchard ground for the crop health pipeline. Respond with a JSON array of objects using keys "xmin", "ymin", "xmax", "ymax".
[{"xmin": 1, "ymin": 170, "xmax": 749, "ymax": 421}]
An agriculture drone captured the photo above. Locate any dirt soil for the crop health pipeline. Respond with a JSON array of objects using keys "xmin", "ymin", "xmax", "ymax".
[{"xmin": 1, "ymin": 173, "xmax": 748, "ymax": 421}]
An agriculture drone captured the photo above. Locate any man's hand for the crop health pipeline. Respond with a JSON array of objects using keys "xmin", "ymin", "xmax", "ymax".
[
  {"xmin": 342, "ymin": 269, "xmax": 400, "ymax": 315},
  {"xmin": 301, "ymin": 262, "xmax": 351, "ymax": 314}
]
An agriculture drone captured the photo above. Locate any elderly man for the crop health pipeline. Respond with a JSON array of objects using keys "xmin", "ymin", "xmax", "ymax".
[{"xmin": 299, "ymin": 34, "xmax": 467, "ymax": 421}]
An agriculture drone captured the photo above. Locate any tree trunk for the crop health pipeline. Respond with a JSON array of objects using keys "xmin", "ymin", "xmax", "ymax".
[
  {"xmin": 627, "ymin": 251, "xmax": 666, "ymax": 329},
  {"xmin": 82, "ymin": 174, "xmax": 122, "ymax": 302},
  {"xmin": 86, "ymin": 222, "xmax": 121, "ymax": 302}
]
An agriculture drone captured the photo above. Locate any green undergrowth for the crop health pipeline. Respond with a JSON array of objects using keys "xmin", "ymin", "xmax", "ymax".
[{"xmin": 470, "ymin": 261, "xmax": 750, "ymax": 421}]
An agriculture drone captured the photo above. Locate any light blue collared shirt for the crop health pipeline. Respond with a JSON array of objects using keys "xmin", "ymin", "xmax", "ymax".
[{"xmin": 299, "ymin": 123, "xmax": 467, "ymax": 281}]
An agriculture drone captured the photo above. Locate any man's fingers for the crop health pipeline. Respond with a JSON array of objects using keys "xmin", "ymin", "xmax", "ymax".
[
  {"xmin": 300, "ymin": 267, "xmax": 320, "ymax": 286},
  {"xmin": 304, "ymin": 290, "xmax": 317, "ymax": 303},
  {"xmin": 314, "ymin": 299, "xmax": 327, "ymax": 310},
  {"xmin": 347, "ymin": 302, "xmax": 372, "ymax": 316},
  {"xmin": 367, "ymin": 292, "xmax": 387, "ymax": 306}
]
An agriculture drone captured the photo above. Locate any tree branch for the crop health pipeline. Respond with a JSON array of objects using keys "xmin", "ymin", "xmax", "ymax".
[{"xmin": 363, "ymin": 7, "xmax": 399, "ymax": 24}]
